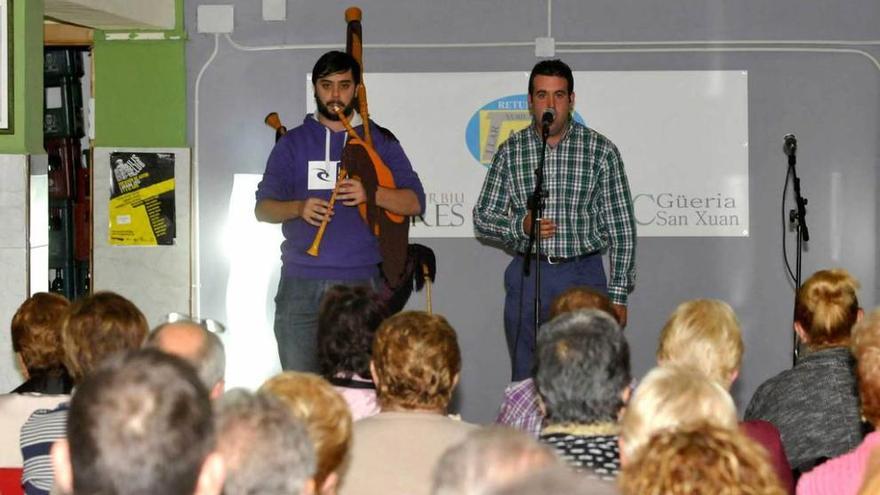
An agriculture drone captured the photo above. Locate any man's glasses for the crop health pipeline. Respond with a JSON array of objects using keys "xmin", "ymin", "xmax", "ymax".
[{"xmin": 164, "ymin": 312, "xmax": 226, "ymax": 334}]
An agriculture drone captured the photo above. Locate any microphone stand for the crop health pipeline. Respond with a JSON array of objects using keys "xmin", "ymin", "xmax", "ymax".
[
  {"xmin": 788, "ymin": 147, "xmax": 810, "ymax": 364},
  {"xmin": 523, "ymin": 121, "xmax": 550, "ymax": 351}
]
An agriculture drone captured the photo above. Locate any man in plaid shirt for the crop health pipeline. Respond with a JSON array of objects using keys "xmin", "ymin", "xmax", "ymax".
[{"xmin": 473, "ymin": 59, "xmax": 636, "ymax": 381}]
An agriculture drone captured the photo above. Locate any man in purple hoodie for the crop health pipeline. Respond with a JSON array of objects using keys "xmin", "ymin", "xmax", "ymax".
[{"xmin": 255, "ymin": 51, "xmax": 425, "ymax": 372}]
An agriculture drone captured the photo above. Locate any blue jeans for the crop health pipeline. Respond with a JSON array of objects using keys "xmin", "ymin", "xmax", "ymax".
[
  {"xmin": 503, "ymin": 254, "xmax": 608, "ymax": 381},
  {"xmin": 273, "ymin": 276, "xmax": 379, "ymax": 372}
]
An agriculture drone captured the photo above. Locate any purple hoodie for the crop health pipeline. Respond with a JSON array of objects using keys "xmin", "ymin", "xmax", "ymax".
[{"xmin": 256, "ymin": 114, "xmax": 425, "ymax": 280}]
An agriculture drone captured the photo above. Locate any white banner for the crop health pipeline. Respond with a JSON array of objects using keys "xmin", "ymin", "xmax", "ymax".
[{"xmin": 308, "ymin": 70, "xmax": 749, "ymax": 237}]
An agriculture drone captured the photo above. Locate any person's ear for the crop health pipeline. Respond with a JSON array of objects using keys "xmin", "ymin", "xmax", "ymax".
[
  {"xmin": 319, "ymin": 472, "xmax": 339, "ymax": 495},
  {"xmin": 51, "ymin": 439, "xmax": 73, "ymax": 495},
  {"xmin": 369, "ymin": 360, "xmax": 379, "ymax": 386},
  {"xmin": 194, "ymin": 452, "xmax": 226, "ymax": 495},
  {"xmin": 728, "ymin": 368, "xmax": 740, "ymax": 388},
  {"xmin": 15, "ymin": 352, "xmax": 29, "ymax": 380},
  {"xmin": 857, "ymin": 308, "xmax": 865, "ymax": 323},
  {"xmin": 618, "ymin": 437, "xmax": 628, "ymax": 467},
  {"xmin": 302, "ymin": 477, "xmax": 318, "ymax": 495},
  {"xmin": 794, "ymin": 321, "xmax": 810, "ymax": 344},
  {"xmin": 210, "ymin": 380, "xmax": 225, "ymax": 400}
]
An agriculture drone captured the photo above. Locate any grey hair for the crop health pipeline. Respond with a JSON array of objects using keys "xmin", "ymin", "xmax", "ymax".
[
  {"xmin": 432, "ymin": 426, "xmax": 558, "ymax": 495},
  {"xmin": 147, "ymin": 322, "xmax": 226, "ymax": 391},
  {"xmin": 488, "ymin": 466, "xmax": 619, "ymax": 495},
  {"xmin": 216, "ymin": 389, "xmax": 316, "ymax": 495},
  {"xmin": 535, "ymin": 309, "xmax": 630, "ymax": 425}
]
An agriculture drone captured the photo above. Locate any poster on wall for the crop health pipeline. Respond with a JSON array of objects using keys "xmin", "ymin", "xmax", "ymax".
[
  {"xmin": 108, "ymin": 151, "xmax": 176, "ymax": 246},
  {"xmin": 0, "ymin": 0, "xmax": 12, "ymax": 133},
  {"xmin": 307, "ymin": 70, "xmax": 749, "ymax": 238}
]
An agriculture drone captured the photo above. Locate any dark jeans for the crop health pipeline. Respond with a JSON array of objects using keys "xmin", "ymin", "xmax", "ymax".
[
  {"xmin": 273, "ymin": 275, "xmax": 379, "ymax": 371},
  {"xmin": 503, "ymin": 254, "xmax": 608, "ymax": 381}
]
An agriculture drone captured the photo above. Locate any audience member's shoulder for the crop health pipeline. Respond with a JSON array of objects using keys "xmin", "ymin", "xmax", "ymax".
[{"xmin": 23, "ymin": 401, "xmax": 69, "ymax": 424}]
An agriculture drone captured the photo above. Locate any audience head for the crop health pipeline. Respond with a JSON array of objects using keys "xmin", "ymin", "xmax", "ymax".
[
  {"xmin": 619, "ymin": 425, "xmax": 786, "ymax": 495},
  {"xmin": 147, "ymin": 321, "xmax": 226, "ymax": 398},
  {"xmin": 619, "ymin": 366, "xmax": 737, "ymax": 462},
  {"xmin": 11, "ymin": 292, "xmax": 70, "ymax": 376},
  {"xmin": 548, "ymin": 286, "xmax": 618, "ymax": 323},
  {"xmin": 261, "ymin": 372, "xmax": 352, "ymax": 494},
  {"xmin": 656, "ymin": 299, "xmax": 743, "ymax": 387},
  {"xmin": 488, "ymin": 466, "xmax": 618, "ymax": 495},
  {"xmin": 61, "ymin": 291, "xmax": 148, "ymax": 383},
  {"xmin": 432, "ymin": 426, "xmax": 558, "ymax": 495},
  {"xmin": 317, "ymin": 285, "xmax": 387, "ymax": 380},
  {"xmin": 216, "ymin": 389, "xmax": 316, "ymax": 495},
  {"xmin": 535, "ymin": 309, "xmax": 630, "ymax": 426},
  {"xmin": 794, "ymin": 268, "xmax": 861, "ymax": 349},
  {"xmin": 851, "ymin": 308, "xmax": 880, "ymax": 427},
  {"xmin": 371, "ymin": 311, "xmax": 461, "ymax": 411},
  {"xmin": 51, "ymin": 348, "xmax": 224, "ymax": 495}
]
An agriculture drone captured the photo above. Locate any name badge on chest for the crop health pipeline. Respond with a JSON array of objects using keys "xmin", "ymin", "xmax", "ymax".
[{"xmin": 308, "ymin": 160, "xmax": 340, "ymax": 191}]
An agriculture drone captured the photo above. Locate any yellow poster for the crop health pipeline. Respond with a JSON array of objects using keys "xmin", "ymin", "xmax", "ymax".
[{"xmin": 109, "ymin": 152, "xmax": 176, "ymax": 246}]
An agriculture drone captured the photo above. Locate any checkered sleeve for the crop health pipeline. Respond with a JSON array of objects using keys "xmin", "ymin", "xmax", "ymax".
[
  {"xmin": 473, "ymin": 142, "xmax": 523, "ymax": 246},
  {"xmin": 600, "ymin": 143, "xmax": 636, "ymax": 306}
]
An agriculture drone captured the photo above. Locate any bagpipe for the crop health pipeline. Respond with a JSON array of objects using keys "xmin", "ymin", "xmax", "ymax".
[{"xmin": 263, "ymin": 7, "xmax": 435, "ymax": 314}]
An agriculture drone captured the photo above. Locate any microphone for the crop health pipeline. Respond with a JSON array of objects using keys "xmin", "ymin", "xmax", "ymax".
[
  {"xmin": 783, "ymin": 134, "xmax": 797, "ymax": 157},
  {"xmin": 541, "ymin": 108, "xmax": 556, "ymax": 128}
]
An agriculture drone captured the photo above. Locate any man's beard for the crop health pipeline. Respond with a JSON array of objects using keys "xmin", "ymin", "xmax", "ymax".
[{"xmin": 315, "ymin": 95, "xmax": 356, "ymax": 121}]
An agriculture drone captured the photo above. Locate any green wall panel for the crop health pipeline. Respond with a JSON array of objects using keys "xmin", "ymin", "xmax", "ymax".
[
  {"xmin": 93, "ymin": 39, "xmax": 186, "ymax": 148},
  {"xmin": 0, "ymin": 0, "xmax": 44, "ymax": 154}
]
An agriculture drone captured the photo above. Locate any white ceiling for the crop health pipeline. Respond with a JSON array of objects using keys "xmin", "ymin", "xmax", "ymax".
[{"xmin": 44, "ymin": 0, "xmax": 176, "ymax": 31}]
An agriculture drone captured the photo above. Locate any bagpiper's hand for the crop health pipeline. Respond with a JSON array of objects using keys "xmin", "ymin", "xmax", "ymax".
[
  {"xmin": 301, "ymin": 197, "xmax": 334, "ymax": 227},
  {"xmin": 337, "ymin": 178, "xmax": 367, "ymax": 206}
]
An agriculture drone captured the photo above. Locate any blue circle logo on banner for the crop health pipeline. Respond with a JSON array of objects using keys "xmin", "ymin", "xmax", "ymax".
[{"xmin": 465, "ymin": 94, "xmax": 585, "ymax": 167}]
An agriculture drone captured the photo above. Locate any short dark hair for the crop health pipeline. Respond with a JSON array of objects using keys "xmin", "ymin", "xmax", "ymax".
[
  {"xmin": 535, "ymin": 310, "xmax": 630, "ymax": 425},
  {"xmin": 528, "ymin": 59, "xmax": 574, "ymax": 95},
  {"xmin": 67, "ymin": 349, "xmax": 214, "ymax": 495},
  {"xmin": 317, "ymin": 285, "xmax": 388, "ymax": 379},
  {"xmin": 312, "ymin": 50, "xmax": 361, "ymax": 86}
]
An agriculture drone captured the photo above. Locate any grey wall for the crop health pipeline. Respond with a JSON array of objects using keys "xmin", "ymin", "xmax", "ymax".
[{"xmin": 185, "ymin": 0, "xmax": 879, "ymax": 423}]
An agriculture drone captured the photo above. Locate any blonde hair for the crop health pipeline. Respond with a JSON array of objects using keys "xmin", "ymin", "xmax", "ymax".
[
  {"xmin": 795, "ymin": 269, "xmax": 860, "ymax": 348},
  {"xmin": 619, "ymin": 366, "xmax": 737, "ymax": 460},
  {"xmin": 656, "ymin": 299, "xmax": 743, "ymax": 387},
  {"xmin": 851, "ymin": 309, "xmax": 880, "ymax": 426},
  {"xmin": 260, "ymin": 372, "xmax": 352, "ymax": 484},
  {"xmin": 372, "ymin": 311, "xmax": 461, "ymax": 410},
  {"xmin": 619, "ymin": 424, "xmax": 786, "ymax": 495}
]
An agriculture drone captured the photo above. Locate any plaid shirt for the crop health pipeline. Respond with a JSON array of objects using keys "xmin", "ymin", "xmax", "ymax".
[
  {"xmin": 473, "ymin": 120, "xmax": 636, "ymax": 305},
  {"xmin": 495, "ymin": 378, "xmax": 543, "ymax": 437}
]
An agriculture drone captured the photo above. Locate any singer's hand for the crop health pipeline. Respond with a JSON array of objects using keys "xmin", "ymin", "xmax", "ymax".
[
  {"xmin": 337, "ymin": 178, "xmax": 367, "ymax": 206},
  {"xmin": 301, "ymin": 197, "xmax": 334, "ymax": 227},
  {"xmin": 523, "ymin": 213, "xmax": 557, "ymax": 239}
]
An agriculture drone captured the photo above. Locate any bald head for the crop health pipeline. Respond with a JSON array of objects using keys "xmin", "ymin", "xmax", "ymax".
[{"xmin": 147, "ymin": 322, "xmax": 226, "ymax": 398}]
